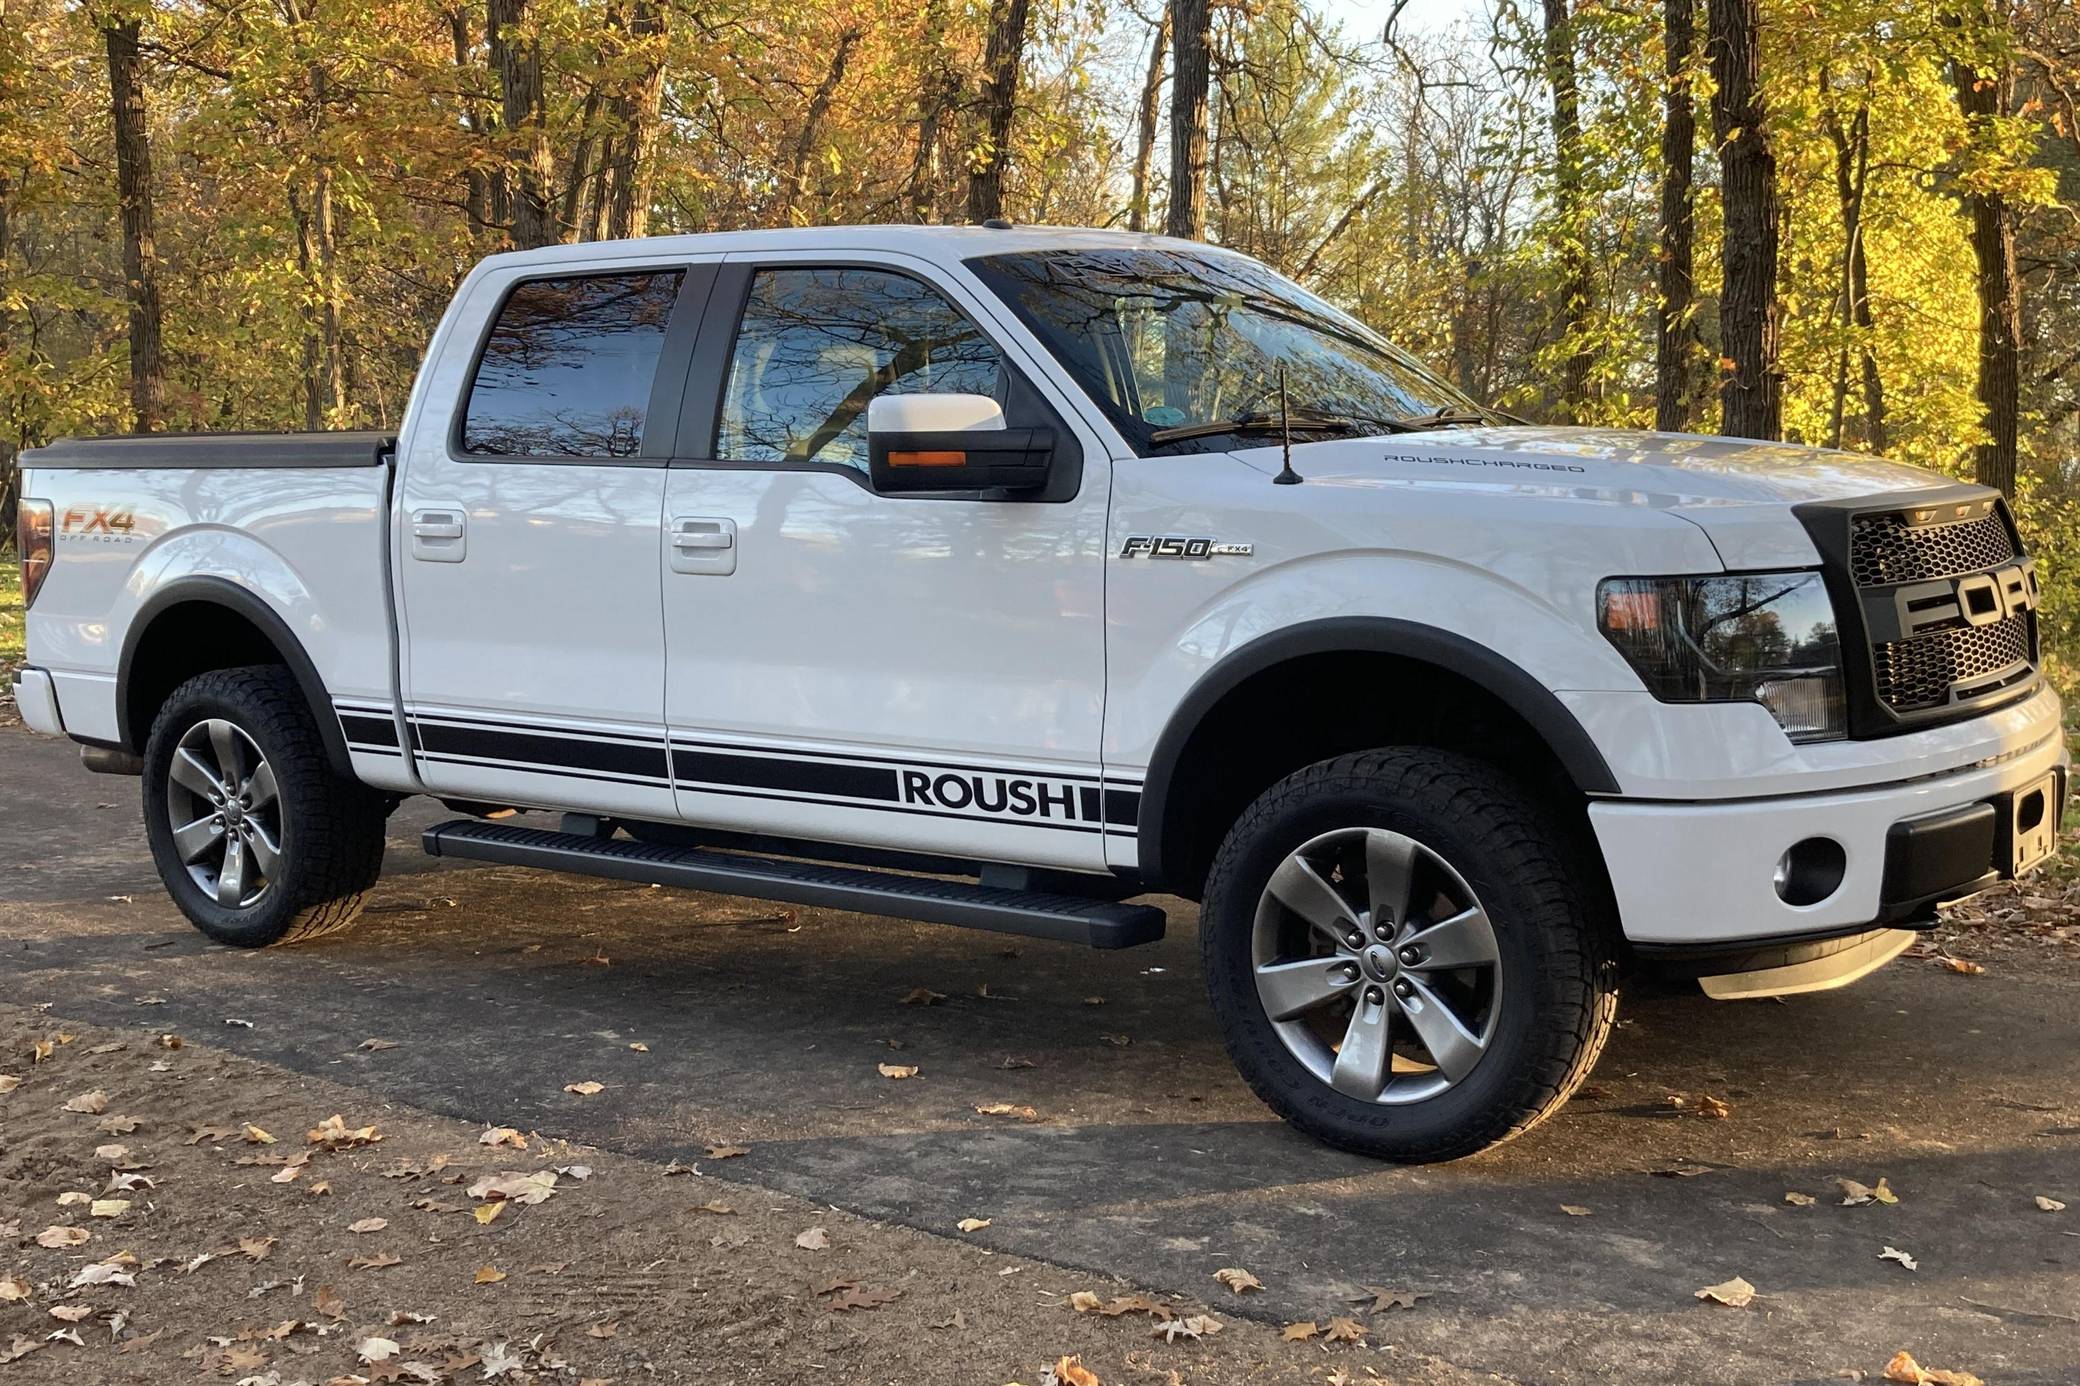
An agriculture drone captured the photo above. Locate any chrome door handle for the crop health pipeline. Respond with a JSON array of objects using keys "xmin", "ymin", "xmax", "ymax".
[
  {"xmin": 668, "ymin": 517, "xmax": 736, "ymax": 576},
  {"xmin": 410, "ymin": 509, "xmax": 466, "ymax": 562}
]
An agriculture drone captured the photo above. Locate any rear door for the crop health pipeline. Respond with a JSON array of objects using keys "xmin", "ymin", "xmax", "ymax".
[
  {"xmin": 395, "ymin": 257, "xmax": 716, "ymax": 817},
  {"xmin": 656, "ymin": 251, "xmax": 1116, "ymax": 870}
]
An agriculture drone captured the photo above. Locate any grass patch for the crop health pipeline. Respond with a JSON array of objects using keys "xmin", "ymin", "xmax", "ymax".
[{"xmin": 0, "ymin": 553, "xmax": 21, "ymax": 668}]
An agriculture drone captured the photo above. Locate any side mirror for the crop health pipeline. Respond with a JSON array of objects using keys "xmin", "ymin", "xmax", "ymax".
[{"xmin": 867, "ymin": 393, "xmax": 1055, "ymax": 496}]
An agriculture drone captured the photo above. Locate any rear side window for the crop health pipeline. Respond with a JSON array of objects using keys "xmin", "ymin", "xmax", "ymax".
[
  {"xmin": 461, "ymin": 272, "xmax": 684, "ymax": 458},
  {"xmin": 715, "ymin": 266, "xmax": 1003, "ymax": 470}
]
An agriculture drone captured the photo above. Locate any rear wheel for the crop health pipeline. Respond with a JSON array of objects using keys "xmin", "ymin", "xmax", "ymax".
[
  {"xmin": 142, "ymin": 666, "xmax": 389, "ymax": 947},
  {"xmin": 1200, "ymin": 748, "xmax": 1617, "ymax": 1161}
]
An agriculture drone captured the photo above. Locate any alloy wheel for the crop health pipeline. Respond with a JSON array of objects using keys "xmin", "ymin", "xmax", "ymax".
[{"xmin": 164, "ymin": 719, "xmax": 282, "ymax": 909}]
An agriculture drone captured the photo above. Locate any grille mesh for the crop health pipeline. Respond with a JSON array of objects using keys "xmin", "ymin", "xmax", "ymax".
[
  {"xmin": 1872, "ymin": 619, "xmax": 2033, "ymax": 713},
  {"xmin": 1850, "ymin": 511, "xmax": 2016, "ymax": 585}
]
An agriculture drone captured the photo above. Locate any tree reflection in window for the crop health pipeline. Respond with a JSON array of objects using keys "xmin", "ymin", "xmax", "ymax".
[
  {"xmin": 970, "ymin": 248, "xmax": 1487, "ymax": 455},
  {"xmin": 716, "ymin": 267, "xmax": 1004, "ymax": 470},
  {"xmin": 461, "ymin": 273, "xmax": 682, "ymax": 458}
]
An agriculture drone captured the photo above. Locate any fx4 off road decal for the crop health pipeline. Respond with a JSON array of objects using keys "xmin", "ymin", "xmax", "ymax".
[
  {"xmin": 1119, "ymin": 535, "xmax": 1253, "ymax": 560},
  {"xmin": 59, "ymin": 505, "xmax": 147, "ymax": 542}
]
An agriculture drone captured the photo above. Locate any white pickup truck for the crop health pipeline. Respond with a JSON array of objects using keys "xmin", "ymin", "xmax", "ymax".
[{"xmin": 11, "ymin": 224, "xmax": 2066, "ymax": 1160}]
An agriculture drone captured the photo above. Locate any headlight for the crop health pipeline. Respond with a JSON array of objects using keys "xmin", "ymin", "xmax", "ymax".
[{"xmin": 1597, "ymin": 571, "xmax": 1846, "ymax": 742}]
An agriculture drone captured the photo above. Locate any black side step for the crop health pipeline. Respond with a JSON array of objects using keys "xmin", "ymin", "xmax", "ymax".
[{"xmin": 421, "ymin": 819, "xmax": 1166, "ymax": 950}]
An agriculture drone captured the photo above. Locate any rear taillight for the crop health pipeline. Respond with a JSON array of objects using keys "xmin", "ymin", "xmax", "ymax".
[{"xmin": 16, "ymin": 499, "xmax": 52, "ymax": 608}]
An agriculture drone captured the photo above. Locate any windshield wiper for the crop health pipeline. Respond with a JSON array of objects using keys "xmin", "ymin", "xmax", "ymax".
[
  {"xmin": 1379, "ymin": 408, "xmax": 1491, "ymax": 432},
  {"xmin": 1148, "ymin": 411, "xmax": 1368, "ymax": 444}
]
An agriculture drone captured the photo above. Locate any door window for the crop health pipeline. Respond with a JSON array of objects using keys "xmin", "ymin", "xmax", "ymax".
[
  {"xmin": 461, "ymin": 271, "xmax": 684, "ymax": 458},
  {"xmin": 715, "ymin": 267, "xmax": 1004, "ymax": 470}
]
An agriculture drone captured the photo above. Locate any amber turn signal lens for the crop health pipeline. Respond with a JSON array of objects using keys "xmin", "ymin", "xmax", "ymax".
[
  {"xmin": 16, "ymin": 499, "xmax": 53, "ymax": 610},
  {"xmin": 889, "ymin": 450, "xmax": 967, "ymax": 468}
]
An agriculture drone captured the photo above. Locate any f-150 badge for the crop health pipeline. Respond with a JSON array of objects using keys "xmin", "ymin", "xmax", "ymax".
[{"xmin": 1119, "ymin": 536, "xmax": 1254, "ymax": 559}]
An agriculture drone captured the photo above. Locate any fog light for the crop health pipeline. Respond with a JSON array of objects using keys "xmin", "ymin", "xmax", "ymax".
[{"xmin": 1774, "ymin": 837, "xmax": 1846, "ymax": 906}]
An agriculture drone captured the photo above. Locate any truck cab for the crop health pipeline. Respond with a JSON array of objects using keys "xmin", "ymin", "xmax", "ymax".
[{"xmin": 12, "ymin": 224, "xmax": 2065, "ymax": 1162}]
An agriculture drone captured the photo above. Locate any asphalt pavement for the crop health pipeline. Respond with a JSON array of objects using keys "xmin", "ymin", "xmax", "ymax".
[{"xmin": 3, "ymin": 727, "xmax": 2076, "ymax": 1384}]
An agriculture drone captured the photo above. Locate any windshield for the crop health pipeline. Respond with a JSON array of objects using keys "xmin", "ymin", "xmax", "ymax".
[{"xmin": 967, "ymin": 247, "xmax": 1492, "ymax": 455}]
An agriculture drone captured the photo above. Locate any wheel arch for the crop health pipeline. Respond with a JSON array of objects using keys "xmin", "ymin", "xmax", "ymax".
[
  {"xmin": 117, "ymin": 577, "xmax": 352, "ymax": 776},
  {"xmin": 1134, "ymin": 617, "xmax": 1621, "ymax": 896}
]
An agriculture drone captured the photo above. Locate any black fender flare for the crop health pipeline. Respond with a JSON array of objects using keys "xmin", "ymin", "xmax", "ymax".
[
  {"xmin": 116, "ymin": 576, "xmax": 354, "ymax": 777},
  {"xmin": 1133, "ymin": 616, "xmax": 1621, "ymax": 887}
]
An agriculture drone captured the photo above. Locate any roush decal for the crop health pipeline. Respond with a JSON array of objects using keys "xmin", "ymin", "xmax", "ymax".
[{"xmin": 897, "ymin": 768, "xmax": 1132, "ymax": 826}]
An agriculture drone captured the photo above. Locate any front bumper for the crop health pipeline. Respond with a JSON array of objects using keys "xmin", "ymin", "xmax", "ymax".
[
  {"xmin": 9, "ymin": 666, "xmax": 64, "ymax": 736},
  {"xmin": 1593, "ymin": 725, "xmax": 2069, "ymax": 947}
]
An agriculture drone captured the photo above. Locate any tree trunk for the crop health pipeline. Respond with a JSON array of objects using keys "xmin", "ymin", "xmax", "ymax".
[
  {"xmin": 1949, "ymin": 49, "xmax": 2020, "ymax": 495},
  {"xmin": 1706, "ymin": 0, "xmax": 1782, "ymax": 440},
  {"xmin": 966, "ymin": 0, "xmax": 1031, "ymax": 223},
  {"xmin": 0, "ymin": 171, "xmax": 15, "ymax": 539},
  {"xmin": 1128, "ymin": 6, "xmax": 1171, "ymax": 233},
  {"xmin": 604, "ymin": 0, "xmax": 666, "ymax": 240},
  {"xmin": 782, "ymin": 28, "xmax": 861, "ymax": 224},
  {"xmin": 906, "ymin": 0, "xmax": 957, "ymax": 223},
  {"xmin": 289, "ymin": 187, "xmax": 324, "ymax": 432},
  {"xmin": 103, "ymin": 17, "xmax": 164, "ymax": 433},
  {"xmin": 488, "ymin": 0, "xmax": 554, "ymax": 250},
  {"xmin": 559, "ymin": 85, "xmax": 603, "ymax": 240},
  {"xmin": 1824, "ymin": 95, "xmax": 1885, "ymax": 453},
  {"xmin": 1653, "ymin": 0, "xmax": 1702, "ymax": 432},
  {"xmin": 448, "ymin": 8, "xmax": 497, "ymax": 239},
  {"xmin": 1165, "ymin": 0, "xmax": 1210, "ymax": 239},
  {"xmin": 1542, "ymin": 0, "xmax": 1593, "ymax": 421}
]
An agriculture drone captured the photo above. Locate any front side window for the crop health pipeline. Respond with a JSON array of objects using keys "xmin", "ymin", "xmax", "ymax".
[
  {"xmin": 968, "ymin": 248, "xmax": 1490, "ymax": 455},
  {"xmin": 716, "ymin": 266, "xmax": 1004, "ymax": 470},
  {"xmin": 461, "ymin": 271, "xmax": 683, "ymax": 458}
]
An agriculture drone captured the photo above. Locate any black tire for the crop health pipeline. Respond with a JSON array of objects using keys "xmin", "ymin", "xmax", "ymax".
[
  {"xmin": 142, "ymin": 666, "xmax": 389, "ymax": 947},
  {"xmin": 1200, "ymin": 748, "xmax": 1618, "ymax": 1162}
]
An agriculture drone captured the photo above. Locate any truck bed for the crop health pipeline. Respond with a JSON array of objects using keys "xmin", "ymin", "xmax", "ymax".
[{"xmin": 23, "ymin": 430, "xmax": 394, "ymax": 470}]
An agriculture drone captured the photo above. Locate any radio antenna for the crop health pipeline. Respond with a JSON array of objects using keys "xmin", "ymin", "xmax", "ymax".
[{"xmin": 1273, "ymin": 364, "xmax": 1303, "ymax": 485}]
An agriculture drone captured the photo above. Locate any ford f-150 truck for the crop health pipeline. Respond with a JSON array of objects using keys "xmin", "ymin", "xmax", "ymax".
[{"xmin": 11, "ymin": 224, "xmax": 2067, "ymax": 1161}]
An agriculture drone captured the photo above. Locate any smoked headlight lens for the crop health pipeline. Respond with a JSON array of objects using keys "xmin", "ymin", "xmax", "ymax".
[{"xmin": 1598, "ymin": 571, "xmax": 1846, "ymax": 742}]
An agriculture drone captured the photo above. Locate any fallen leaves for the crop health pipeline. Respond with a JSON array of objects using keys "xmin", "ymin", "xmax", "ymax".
[
  {"xmin": 1839, "ymin": 1177, "xmax": 1900, "ymax": 1206},
  {"xmin": 314, "ymin": 1284, "xmax": 347, "ymax": 1319},
  {"xmin": 1785, "ymin": 1191, "xmax": 1817, "ymax": 1207},
  {"xmin": 35, "ymin": 1227, "xmax": 88, "ymax": 1249},
  {"xmin": 900, "ymin": 987, "xmax": 946, "ymax": 1006},
  {"xmin": 241, "ymin": 1124, "xmax": 276, "ymax": 1145},
  {"xmin": 358, "ymin": 1037, "xmax": 399, "ymax": 1052},
  {"xmin": 356, "ymin": 1335, "xmax": 401, "ymax": 1364},
  {"xmin": 0, "ymin": 1278, "xmax": 28, "ymax": 1304},
  {"xmin": 975, "ymin": 1102, "xmax": 1040, "ymax": 1121},
  {"xmin": 1560, "ymin": 1204, "xmax": 1593, "ymax": 1217},
  {"xmin": 1280, "ymin": 1321, "xmax": 1318, "ymax": 1341},
  {"xmin": 349, "ymin": 1252, "xmax": 403, "ymax": 1271},
  {"xmin": 1047, "ymin": 1355, "xmax": 1100, "ymax": 1386},
  {"xmin": 95, "ymin": 1115, "xmax": 139, "ymax": 1135},
  {"xmin": 822, "ymin": 1283, "xmax": 902, "ymax": 1313},
  {"xmin": 61, "ymin": 1090, "xmax": 109, "ymax": 1115},
  {"xmin": 480, "ymin": 1126, "xmax": 526, "ymax": 1149},
  {"xmin": 2036, "ymin": 1195, "xmax": 2066, "ymax": 1212},
  {"xmin": 467, "ymin": 1171, "xmax": 558, "ymax": 1206},
  {"xmin": 1879, "ymin": 1245, "xmax": 1919, "ymax": 1271},
  {"xmin": 0, "ymin": 1076, "xmax": 17, "ymax": 1094},
  {"xmin": 473, "ymin": 1266, "xmax": 506, "ymax": 1285},
  {"xmin": 348, "ymin": 1217, "xmax": 389, "ymax": 1234},
  {"xmin": 562, "ymin": 1081, "xmax": 605, "ymax": 1096},
  {"xmin": 1069, "ymin": 1292, "xmax": 1172, "ymax": 1321},
  {"xmin": 1664, "ymin": 1092, "xmax": 1731, "ymax": 1118},
  {"xmin": 67, "ymin": 1262, "xmax": 135, "ymax": 1290},
  {"xmin": 1694, "ymin": 1276, "xmax": 1757, "ymax": 1308},
  {"xmin": 877, "ymin": 1063, "xmax": 919, "ymax": 1080},
  {"xmin": 307, "ymin": 1114, "xmax": 383, "ymax": 1149},
  {"xmin": 1885, "ymin": 1350, "xmax": 1986, "ymax": 1386},
  {"xmin": 704, "ymin": 1144, "xmax": 749, "ymax": 1160},
  {"xmin": 1213, "ymin": 1266, "xmax": 1263, "ymax": 1294},
  {"xmin": 1152, "ymin": 1313, "xmax": 1223, "ymax": 1342},
  {"xmin": 1322, "ymin": 1316, "xmax": 1367, "ymax": 1343},
  {"xmin": 1349, "ymin": 1286, "xmax": 1427, "ymax": 1313},
  {"xmin": 794, "ymin": 1227, "xmax": 830, "ymax": 1250},
  {"xmin": 1938, "ymin": 957, "xmax": 1986, "ymax": 976},
  {"xmin": 87, "ymin": 1200, "xmax": 127, "ymax": 1219},
  {"xmin": 238, "ymin": 1237, "xmax": 276, "ymax": 1262}
]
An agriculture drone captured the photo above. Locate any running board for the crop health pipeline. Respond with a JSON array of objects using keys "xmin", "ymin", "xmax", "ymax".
[{"xmin": 421, "ymin": 819, "xmax": 1165, "ymax": 950}]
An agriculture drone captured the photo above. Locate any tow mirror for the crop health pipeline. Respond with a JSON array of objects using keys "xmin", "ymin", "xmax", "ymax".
[{"xmin": 867, "ymin": 393, "xmax": 1055, "ymax": 496}]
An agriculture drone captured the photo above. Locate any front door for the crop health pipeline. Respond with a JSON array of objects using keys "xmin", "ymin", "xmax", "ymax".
[
  {"xmin": 396, "ymin": 258, "xmax": 714, "ymax": 818},
  {"xmin": 658, "ymin": 251, "xmax": 1114, "ymax": 870}
]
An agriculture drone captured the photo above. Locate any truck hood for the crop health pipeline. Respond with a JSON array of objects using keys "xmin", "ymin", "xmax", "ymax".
[{"xmin": 1231, "ymin": 425, "xmax": 1969, "ymax": 570}]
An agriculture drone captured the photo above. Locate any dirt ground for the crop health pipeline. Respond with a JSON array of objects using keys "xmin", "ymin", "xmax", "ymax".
[{"xmin": 0, "ymin": 1009, "xmax": 1499, "ymax": 1386}]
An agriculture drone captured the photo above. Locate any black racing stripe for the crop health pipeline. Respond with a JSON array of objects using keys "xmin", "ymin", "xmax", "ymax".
[
  {"xmin": 412, "ymin": 711, "xmax": 666, "ymax": 746},
  {"xmin": 668, "ymin": 736, "xmax": 1110, "ymax": 784},
  {"xmin": 1103, "ymin": 788, "xmax": 1141, "ymax": 828},
  {"xmin": 415, "ymin": 752, "xmax": 670, "ymax": 787},
  {"xmin": 673, "ymin": 748, "xmax": 898, "ymax": 802},
  {"xmin": 415, "ymin": 721, "xmax": 668, "ymax": 780},
  {"xmin": 337, "ymin": 713, "xmax": 399, "ymax": 748},
  {"xmin": 674, "ymin": 781, "xmax": 1106, "ymax": 834}
]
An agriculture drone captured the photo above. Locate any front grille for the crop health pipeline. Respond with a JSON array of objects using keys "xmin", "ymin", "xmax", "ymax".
[
  {"xmin": 1872, "ymin": 620, "xmax": 2034, "ymax": 713},
  {"xmin": 1850, "ymin": 510, "xmax": 2016, "ymax": 585}
]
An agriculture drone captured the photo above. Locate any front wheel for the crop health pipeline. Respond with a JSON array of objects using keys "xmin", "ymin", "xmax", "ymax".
[
  {"xmin": 142, "ymin": 666, "xmax": 389, "ymax": 947},
  {"xmin": 1200, "ymin": 748, "xmax": 1617, "ymax": 1162}
]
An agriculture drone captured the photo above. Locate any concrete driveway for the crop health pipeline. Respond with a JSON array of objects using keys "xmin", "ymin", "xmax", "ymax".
[{"xmin": 3, "ymin": 727, "xmax": 2076, "ymax": 1384}]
